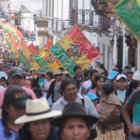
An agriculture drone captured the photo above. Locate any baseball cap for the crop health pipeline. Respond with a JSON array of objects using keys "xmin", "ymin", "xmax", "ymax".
[
  {"xmin": 116, "ymin": 74, "xmax": 127, "ymax": 81},
  {"xmin": 133, "ymin": 72, "xmax": 140, "ymax": 80},
  {"xmin": 107, "ymin": 71, "xmax": 118, "ymax": 80},
  {"xmin": 3, "ymin": 85, "xmax": 32, "ymax": 109},
  {"xmin": 8, "ymin": 67, "xmax": 24, "ymax": 78},
  {"xmin": 0, "ymin": 71, "xmax": 8, "ymax": 80},
  {"xmin": 86, "ymin": 93, "xmax": 98, "ymax": 101}
]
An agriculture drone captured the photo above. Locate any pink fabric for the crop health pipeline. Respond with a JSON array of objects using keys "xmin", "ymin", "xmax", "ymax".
[
  {"xmin": 96, "ymin": 104, "xmax": 99, "ymax": 110},
  {"xmin": 88, "ymin": 88, "xmax": 96, "ymax": 94},
  {"xmin": 0, "ymin": 86, "xmax": 37, "ymax": 108}
]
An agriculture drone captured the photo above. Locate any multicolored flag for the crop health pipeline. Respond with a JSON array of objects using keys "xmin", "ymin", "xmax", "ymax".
[
  {"xmin": 113, "ymin": 0, "xmax": 140, "ymax": 40},
  {"xmin": 34, "ymin": 46, "xmax": 61, "ymax": 72},
  {"xmin": 49, "ymin": 25, "xmax": 100, "ymax": 76},
  {"xmin": 28, "ymin": 43, "xmax": 39, "ymax": 56},
  {"xmin": 18, "ymin": 50, "xmax": 32, "ymax": 71},
  {"xmin": 23, "ymin": 48, "xmax": 40, "ymax": 70},
  {"xmin": 45, "ymin": 38, "xmax": 53, "ymax": 50}
]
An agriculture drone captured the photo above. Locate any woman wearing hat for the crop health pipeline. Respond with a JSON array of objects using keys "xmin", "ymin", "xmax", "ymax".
[
  {"xmin": 47, "ymin": 69, "xmax": 63, "ymax": 103},
  {"xmin": 0, "ymin": 85, "xmax": 31, "ymax": 140},
  {"xmin": 15, "ymin": 98, "xmax": 62, "ymax": 140},
  {"xmin": 52, "ymin": 102, "xmax": 98, "ymax": 140}
]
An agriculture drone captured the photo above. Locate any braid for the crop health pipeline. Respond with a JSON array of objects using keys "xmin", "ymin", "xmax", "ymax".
[{"xmin": 2, "ymin": 104, "xmax": 12, "ymax": 137}]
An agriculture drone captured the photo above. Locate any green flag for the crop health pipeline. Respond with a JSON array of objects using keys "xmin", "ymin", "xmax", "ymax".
[
  {"xmin": 113, "ymin": 0, "xmax": 140, "ymax": 40},
  {"xmin": 34, "ymin": 54, "xmax": 52, "ymax": 71},
  {"xmin": 18, "ymin": 51, "xmax": 32, "ymax": 71}
]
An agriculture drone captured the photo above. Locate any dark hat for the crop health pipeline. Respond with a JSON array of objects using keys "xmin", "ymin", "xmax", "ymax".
[
  {"xmin": 3, "ymin": 85, "xmax": 32, "ymax": 109},
  {"xmin": 52, "ymin": 102, "xmax": 98, "ymax": 127},
  {"xmin": 8, "ymin": 67, "xmax": 24, "ymax": 78}
]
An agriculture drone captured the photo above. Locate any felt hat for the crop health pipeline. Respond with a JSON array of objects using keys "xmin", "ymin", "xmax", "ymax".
[
  {"xmin": 52, "ymin": 102, "xmax": 98, "ymax": 127},
  {"xmin": 15, "ymin": 98, "xmax": 62, "ymax": 124}
]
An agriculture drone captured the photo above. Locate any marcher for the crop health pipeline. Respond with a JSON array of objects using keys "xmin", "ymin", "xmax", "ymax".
[
  {"xmin": 0, "ymin": 85, "xmax": 31, "ymax": 140},
  {"xmin": 116, "ymin": 74, "xmax": 127, "ymax": 103},
  {"xmin": 83, "ymin": 70, "xmax": 90, "ymax": 81},
  {"xmin": 15, "ymin": 97, "xmax": 62, "ymax": 140},
  {"xmin": 88, "ymin": 75, "xmax": 105, "ymax": 103},
  {"xmin": 52, "ymin": 78, "xmax": 99, "ymax": 139},
  {"xmin": 122, "ymin": 89, "xmax": 140, "ymax": 140},
  {"xmin": 129, "ymin": 61, "xmax": 135, "ymax": 73},
  {"xmin": 73, "ymin": 65, "xmax": 84, "ymax": 90},
  {"xmin": 106, "ymin": 71, "xmax": 118, "ymax": 89},
  {"xmin": 0, "ymin": 71, "xmax": 8, "ymax": 88},
  {"xmin": 95, "ymin": 83, "xmax": 125, "ymax": 140},
  {"xmin": 24, "ymin": 78, "xmax": 35, "ymax": 91},
  {"xmin": 86, "ymin": 93, "xmax": 99, "ymax": 109},
  {"xmin": 81, "ymin": 69, "xmax": 98, "ymax": 95},
  {"xmin": 47, "ymin": 69, "xmax": 63, "ymax": 103},
  {"xmin": 34, "ymin": 69, "xmax": 45, "ymax": 97},
  {"xmin": 1, "ymin": 65, "xmax": 9, "ymax": 75},
  {"xmin": 52, "ymin": 102, "xmax": 99, "ymax": 140},
  {"xmin": 41, "ymin": 71, "xmax": 54, "ymax": 106},
  {"xmin": 124, "ymin": 80, "xmax": 140, "ymax": 139},
  {"xmin": 0, "ymin": 67, "xmax": 37, "ymax": 108},
  {"xmin": 127, "ymin": 71, "xmax": 134, "ymax": 86},
  {"xmin": 41, "ymin": 71, "xmax": 54, "ymax": 97}
]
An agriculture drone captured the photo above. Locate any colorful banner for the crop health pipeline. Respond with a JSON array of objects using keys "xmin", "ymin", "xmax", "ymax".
[
  {"xmin": 28, "ymin": 43, "xmax": 39, "ymax": 56},
  {"xmin": 91, "ymin": 0, "xmax": 119, "ymax": 16},
  {"xmin": 45, "ymin": 38, "xmax": 53, "ymax": 50},
  {"xmin": 50, "ymin": 26, "xmax": 99, "ymax": 76},
  {"xmin": 18, "ymin": 51, "xmax": 32, "ymax": 70},
  {"xmin": 34, "ymin": 46, "xmax": 61, "ymax": 72},
  {"xmin": 113, "ymin": 0, "xmax": 140, "ymax": 40},
  {"xmin": 23, "ymin": 48, "xmax": 40, "ymax": 70}
]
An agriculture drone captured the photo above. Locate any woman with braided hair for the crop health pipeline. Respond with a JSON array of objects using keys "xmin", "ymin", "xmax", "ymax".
[{"xmin": 0, "ymin": 85, "xmax": 31, "ymax": 140}]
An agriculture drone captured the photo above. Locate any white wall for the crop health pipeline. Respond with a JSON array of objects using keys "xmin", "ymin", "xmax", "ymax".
[
  {"xmin": 20, "ymin": 13, "xmax": 34, "ymax": 32},
  {"xmin": 63, "ymin": 0, "xmax": 69, "ymax": 20},
  {"xmin": 53, "ymin": 0, "xmax": 58, "ymax": 18}
]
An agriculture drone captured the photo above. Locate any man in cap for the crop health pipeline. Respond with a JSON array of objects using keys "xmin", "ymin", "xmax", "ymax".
[
  {"xmin": 0, "ymin": 71, "xmax": 8, "ymax": 88},
  {"xmin": 116, "ymin": 74, "xmax": 127, "ymax": 103},
  {"xmin": 0, "ymin": 67, "xmax": 36, "ymax": 108}
]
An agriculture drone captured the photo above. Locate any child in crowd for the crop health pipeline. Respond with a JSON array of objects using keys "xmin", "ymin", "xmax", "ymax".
[{"xmin": 86, "ymin": 92, "xmax": 99, "ymax": 110}]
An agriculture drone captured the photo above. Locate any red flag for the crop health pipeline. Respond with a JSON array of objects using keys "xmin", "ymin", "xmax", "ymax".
[
  {"xmin": 45, "ymin": 38, "xmax": 53, "ymax": 50},
  {"xmin": 28, "ymin": 43, "xmax": 39, "ymax": 56}
]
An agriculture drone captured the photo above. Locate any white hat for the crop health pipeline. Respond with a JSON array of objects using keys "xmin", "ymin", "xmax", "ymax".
[
  {"xmin": 133, "ymin": 72, "xmax": 140, "ymax": 80},
  {"xmin": 15, "ymin": 98, "xmax": 62, "ymax": 124},
  {"xmin": 54, "ymin": 69, "xmax": 63, "ymax": 76},
  {"xmin": 116, "ymin": 74, "xmax": 127, "ymax": 81}
]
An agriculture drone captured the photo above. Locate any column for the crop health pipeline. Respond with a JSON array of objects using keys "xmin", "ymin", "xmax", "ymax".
[{"xmin": 112, "ymin": 33, "xmax": 117, "ymax": 67}]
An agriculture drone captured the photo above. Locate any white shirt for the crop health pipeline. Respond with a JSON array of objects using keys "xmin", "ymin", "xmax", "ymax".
[{"xmin": 82, "ymin": 79, "xmax": 92, "ymax": 89}]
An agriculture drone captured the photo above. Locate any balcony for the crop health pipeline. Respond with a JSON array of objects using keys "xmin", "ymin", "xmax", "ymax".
[{"xmin": 70, "ymin": 9, "xmax": 111, "ymax": 32}]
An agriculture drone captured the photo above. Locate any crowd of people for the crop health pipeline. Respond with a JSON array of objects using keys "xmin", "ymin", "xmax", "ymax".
[{"xmin": 0, "ymin": 53, "xmax": 140, "ymax": 140}]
